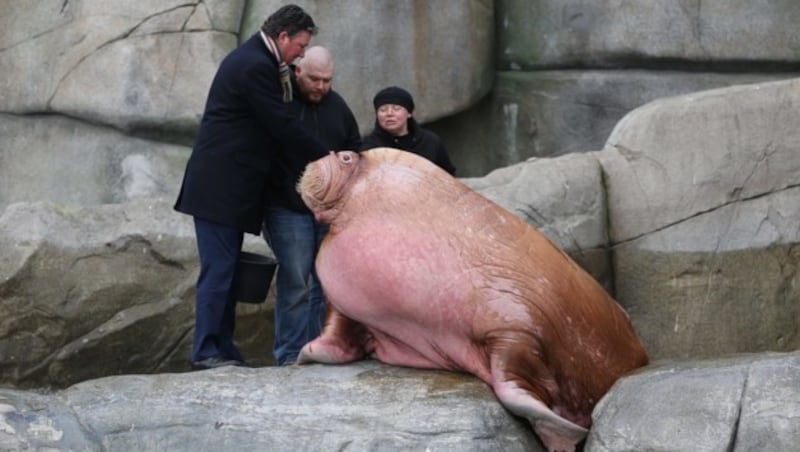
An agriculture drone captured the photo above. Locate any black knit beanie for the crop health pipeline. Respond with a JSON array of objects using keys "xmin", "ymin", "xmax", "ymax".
[{"xmin": 373, "ymin": 86, "xmax": 415, "ymax": 113}]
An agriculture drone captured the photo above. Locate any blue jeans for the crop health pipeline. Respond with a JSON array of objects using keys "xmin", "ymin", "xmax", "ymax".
[
  {"xmin": 264, "ymin": 207, "xmax": 328, "ymax": 365},
  {"xmin": 192, "ymin": 217, "xmax": 245, "ymax": 363}
]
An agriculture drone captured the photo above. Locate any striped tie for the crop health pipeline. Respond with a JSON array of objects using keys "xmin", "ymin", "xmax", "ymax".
[
  {"xmin": 278, "ymin": 62, "xmax": 293, "ymax": 103},
  {"xmin": 261, "ymin": 32, "xmax": 293, "ymax": 103}
]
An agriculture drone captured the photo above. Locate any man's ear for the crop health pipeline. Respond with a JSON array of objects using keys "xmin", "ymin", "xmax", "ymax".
[
  {"xmin": 294, "ymin": 65, "xmax": 302, "ymax": 76},
  {"xmin": 277, "ymin": 30, "xmax": 290, "ymax": 44}
]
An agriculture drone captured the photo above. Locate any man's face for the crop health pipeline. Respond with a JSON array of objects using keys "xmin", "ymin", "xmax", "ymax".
[
  {"xmin": 277, "ymin": 30, "xmax": 312, "ymax": 64},
  {"xmin": 295, "ymin": 63, "xmax": 333, "ymax": 103}
]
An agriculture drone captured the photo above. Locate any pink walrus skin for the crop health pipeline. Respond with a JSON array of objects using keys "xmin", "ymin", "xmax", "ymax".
[{"xmin": 297, "ymin": 148, "xmax": 648, "ymax": 451}]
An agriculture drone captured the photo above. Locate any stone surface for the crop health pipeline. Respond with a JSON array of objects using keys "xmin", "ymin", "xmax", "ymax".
[
  {"xmin": 0, "ymin": 113, "xmax": 190, "ymax": 213},
  {"xmin": 587, "ymin": 351, "xmax": 800, "ymax": 452},
  {"xmin": 430, "ymin": 70, "xmax": 799, "ymax": 176},
  {"xmin": 2, "ymin": 76, "xmax": 799, "ymax": 385},
  {"xmin": 595, "ymin": 78, "xmax": 800, "ymax": 360},
  {"xmin": 0, "ymin": 0, "xmax": 493, "ymax": 145},
  {"xmin": 599, "ymin": 77, "xmax": 800, "ymax": 243},
  {"xmin": 0, "ymin": 199, "xmax": 275, "ymax": 388},
  {"xmin": 0, "ymin": 1, "xmax": 243, "ymax": 139},
  {"xmin": 240, "ymin": 0, "xmax": 495, "ymax": 130},
  {"xmin": 0, "ymin": 361, "xmax": 542, "ymax": 451},
  {"xmin": 497, "ymin": 0, "xmax": 800, "ymax": 69},
  {"xmin": 614, "ymin": 188, "xmax": 800, "ymax": 359},
  {"xmin": 2, "ymin": 353, "xmax": 797, "ymax": 452}
]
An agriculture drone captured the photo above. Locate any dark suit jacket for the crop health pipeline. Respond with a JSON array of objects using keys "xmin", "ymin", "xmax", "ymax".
[{"xmin": 174, "ymin": 33, "xmax": 327, "ymax": 234}]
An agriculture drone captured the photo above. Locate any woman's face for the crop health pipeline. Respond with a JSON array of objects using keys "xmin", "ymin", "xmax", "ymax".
[{"xmin": 376, "ymin": 104, "xmax": 411, "ymax": 137}]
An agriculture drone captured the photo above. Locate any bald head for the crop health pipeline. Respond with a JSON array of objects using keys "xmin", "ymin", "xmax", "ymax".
[
  {"xmin": 295, "ymin": 46, "xmax": 335, "ymax": 103},
  {"xmin": 297, "ymin": 46, "xmax": 334, "ymax": 73}
]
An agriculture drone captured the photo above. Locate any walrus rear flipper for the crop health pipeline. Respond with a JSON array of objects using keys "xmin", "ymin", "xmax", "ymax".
[
  {"xmin": 489, "ymin": 347, "xmax": 588, "ymax": 452},
  {"xmin": 494, "ymin": 381, "xmax": 587, "ymax": 452}
]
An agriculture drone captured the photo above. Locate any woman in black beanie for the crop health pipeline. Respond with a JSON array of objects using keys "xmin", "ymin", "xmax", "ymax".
[{"xmin": 360, "ymin": 86, "xmax": 456, "ymax": 175}]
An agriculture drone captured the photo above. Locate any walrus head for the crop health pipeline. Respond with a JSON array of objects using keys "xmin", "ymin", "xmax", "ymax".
[{"xmin": 297, "ymin": 151, "xmax": 363, "ymax": 223}]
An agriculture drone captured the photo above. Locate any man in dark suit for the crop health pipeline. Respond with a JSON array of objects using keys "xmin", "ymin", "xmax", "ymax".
[{"xmin": 174, "ymin": 4, "xmax": 328, "ymax": 370}]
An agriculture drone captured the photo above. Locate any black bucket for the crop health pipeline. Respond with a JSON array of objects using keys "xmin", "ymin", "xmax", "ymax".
[{"xmin": 231, "ymin": 251, "xmax": 277, "ymax": 304}]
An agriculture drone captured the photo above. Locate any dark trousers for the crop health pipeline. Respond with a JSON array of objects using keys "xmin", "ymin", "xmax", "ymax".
[{"xmin": 192, "ymin": 217, "xmax": 244, "ymax": 362}]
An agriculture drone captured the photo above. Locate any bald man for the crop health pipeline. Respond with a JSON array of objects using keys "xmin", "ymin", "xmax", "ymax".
[{"xmin": 263, "ymin": 46, "xmax": 362, "ymax": 365}]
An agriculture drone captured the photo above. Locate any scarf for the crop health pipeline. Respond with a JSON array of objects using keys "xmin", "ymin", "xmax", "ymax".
[{"xmin": 260, "ymin": 31, "xmax": 292, "ymax": 102}]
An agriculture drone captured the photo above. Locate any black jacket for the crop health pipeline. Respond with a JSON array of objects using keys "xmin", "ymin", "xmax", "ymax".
[
  {"xmin": 268, "ymin": 82, "xmax": 362, "ymax": 212},
  {"xmin": 174, "ymin": 33, "xmax": 327, "ymax": 234},
  {"xmin": 360, "ymin": 118, "xmax": 456, "ymax": 175}
]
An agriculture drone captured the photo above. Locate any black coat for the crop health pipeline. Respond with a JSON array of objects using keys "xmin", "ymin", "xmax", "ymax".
[
  {"xmin": 360, "ymin": 117, "xmax": 456, "ymax": 175},
  {"xmin": 174, "ymin": 33, "xmax": 327, "ymax": 234},
  {"xmin": 267, "ymin": 85, "xmax": 362, "ymax": 212}
]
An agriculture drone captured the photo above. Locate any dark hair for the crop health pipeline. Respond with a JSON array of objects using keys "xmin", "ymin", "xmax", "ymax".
[{"xmin": 261, "ymin": 4, "xmax": 318, "ymax": 39}]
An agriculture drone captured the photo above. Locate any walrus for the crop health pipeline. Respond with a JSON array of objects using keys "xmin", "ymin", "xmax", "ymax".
[{"xmin": 296, "ymin": 148, "xmax": 648, "ymax": 451}]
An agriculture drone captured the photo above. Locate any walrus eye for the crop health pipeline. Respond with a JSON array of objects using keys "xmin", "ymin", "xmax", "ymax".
[{"xmin": 339, "ymin": 152, "xmax": 353, "ymax": 164}]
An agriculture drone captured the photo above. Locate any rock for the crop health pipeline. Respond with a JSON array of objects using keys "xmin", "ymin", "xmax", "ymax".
[
  {"xmin": 497, "ymin": 0, "xmax": 800, "ymax": 69},
  {"xmin": 0, "ymin": 114, "xmax": 190, "ymax": 213},
  {"xmin": 0, "ymin": 361, "xmax": 542, "ymax": 451},
  {"xmin": 3, "ymin": 353, "xmax": 797, "ymax": 451},
  {"xmin": 0, "ymin": 1, "xmax": 493, "ymax": 144},
  {"xmin": 240, "ymin": 0, "xmax": 495, "ymax": 129},
  {"xmin": 587, "ymin": 351, "xmax": 800, "ymax": 451},
  {"xmin": 431, "ymin": 70, "xmax": 798, "ymax": 176},
  {"xmin": 613, "ymin": 188, "xmax": 800, "ymax": 359},
  {"xmin": 597, "ymin": 78, "xmax": 800, "ymax": 359},
  {"xmin": 0, "ymin": 1, "xmax": 242, "ymax": 139},
  {"xmin": 2, "ymin": 0, "xmax": 799, "ymax": 188},
  {"xmin": 430, "ymin": 0, "xmax": 800, "ymax": 176},
  {"xmin": 600, "ymin": 78, "xmax": 800, "ymax": 242},
  {"xmin": 0, "ymin": 199, "xmax": 275, "ymax": 388}
]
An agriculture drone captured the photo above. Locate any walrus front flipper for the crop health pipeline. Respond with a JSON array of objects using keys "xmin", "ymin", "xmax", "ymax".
[{"xmin": 297, "ymin": 307, "xmax": 369, "ymax": 364}]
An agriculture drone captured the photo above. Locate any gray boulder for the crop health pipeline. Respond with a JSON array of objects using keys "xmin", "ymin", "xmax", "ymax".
[
  {"xmin": 0, "ymin": 361, "xmax": 542, "ymax": 451},
  {"xmin": 0, "ymin": 114, "xmax": 190, "ymax": 213},
  {"xmin": 598, "ymin": 77, "xmax": 800, "ymax": 359},
  {"xmin": 0, "ymin": 199, "xmax": 275, "ymax": 388},
  {"xmin": 432, "ymin": 71, "xmax": 798, "ymax": 176},
  {"xmin": 587, "ymin": 351, "xmax": 800, "ymax": 451},
  {"xmin": 497, "ymin": 0, "xmax": 800, "ymax": 69},
  {"xmin": 2, "ymin": 353, "xmax": 797, "ymax": 451},
  {"xmin": 434, "ymin": 0, "xmax": 800, "ymax": 176},
  {"xmin": 240, "ymin": 0, "xmax": 495, "ymax": 129},
  {"xmin": 429, "ymin": 0, "xmax": 800, "ymax": 176},
  {"xmin": 0, "ymin": 1, "xmax": 493, "ymax": 143},
  {"xmin": 0, "ymin": 0, "xmax": 242, "ymax": 137}
]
